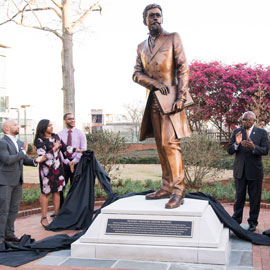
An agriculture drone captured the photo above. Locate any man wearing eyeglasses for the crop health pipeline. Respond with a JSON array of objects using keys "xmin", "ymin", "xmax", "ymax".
[
  {"xmin": 132, "ymin": 4, "xmax": 191, "ymax": 209},
  {"xmin": 58, "ymin": 113, "xmax": 87, "ymax": 207},
  {"xmin": 227, "ymin": 111, "xmax": 269, "ymax": 232}
]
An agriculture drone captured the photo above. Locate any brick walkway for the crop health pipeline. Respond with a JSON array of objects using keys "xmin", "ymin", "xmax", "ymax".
[
  {"xmin": 0, "ymin": 204, "xmax": 269, "ymax": 270},
  {"xmin": 223, "ymin": 204, "xmax": 270, "ymax": 270}
]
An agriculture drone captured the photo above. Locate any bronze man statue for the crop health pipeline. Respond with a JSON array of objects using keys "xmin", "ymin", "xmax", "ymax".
[{"xmin": 132, "ymin": 4, "xmax": 192, "ymax": 208}]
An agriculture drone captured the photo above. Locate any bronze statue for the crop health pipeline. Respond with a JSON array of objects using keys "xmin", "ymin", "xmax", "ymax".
[{"xmin": 132, "ymin": 4, "xmax": 192, "ymax": 209}]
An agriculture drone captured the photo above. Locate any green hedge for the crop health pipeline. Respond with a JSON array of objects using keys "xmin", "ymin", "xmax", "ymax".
[
  {"xmin": 118, "ymin": 157, "xmax": 160, "ymax": 164},
  {"xmin": 22, "ymin": 179, "xmax": 270, "ymax": 204}
]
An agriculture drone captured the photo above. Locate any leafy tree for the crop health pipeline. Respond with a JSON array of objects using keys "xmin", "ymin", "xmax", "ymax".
[
  {"xmin": 188, "ymin": 61, "xmax": 270, "ymax": 139},
  {"xmin": 0, "ymin": 0, "xmax": 102, "ymax": 115}
]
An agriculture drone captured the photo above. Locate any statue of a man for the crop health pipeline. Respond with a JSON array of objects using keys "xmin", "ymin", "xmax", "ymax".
[{"xmin": 132, "ymin": 4, "xmax": 192, "ymax": 209}]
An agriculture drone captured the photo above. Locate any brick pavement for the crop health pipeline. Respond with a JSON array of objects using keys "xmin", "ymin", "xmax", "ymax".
[
  {"xmin": 223, "ymin": 204, "xmax": 270, "ymax": 270},
  {"xmin": 0, "ymin": 204, "xmax": 269, "ymax": 270}
]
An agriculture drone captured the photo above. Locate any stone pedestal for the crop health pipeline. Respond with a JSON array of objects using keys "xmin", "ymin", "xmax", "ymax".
[{"xmin": 71, "ymin": 195, "xmax": 230, "ymax": 265}]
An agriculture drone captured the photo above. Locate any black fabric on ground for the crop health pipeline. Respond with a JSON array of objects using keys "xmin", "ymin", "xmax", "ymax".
[
  {"xmin": 0, "ymin": 151, "xmax": 153, "ymax": 266},
  {"xmin": 0, "ymin": 232, "xmax": 83, "ymax": 267},
  {"xmin": 1, "ymin": 151, "xmax": 270, "ymax": 267},
  {"xmin": 263, "ymin": 229, "xmax": 270, "ymax": 236},
  {"xmin": 186, "ymin": 192, "xmax": 270, "ymax": 245}
]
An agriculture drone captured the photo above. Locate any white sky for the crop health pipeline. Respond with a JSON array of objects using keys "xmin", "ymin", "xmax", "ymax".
[{"xmin": 1, "ymin": 0, "xmax": 270, "ymax": 128}]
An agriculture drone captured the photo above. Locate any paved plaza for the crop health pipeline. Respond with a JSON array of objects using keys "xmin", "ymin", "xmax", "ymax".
[{"xmin": 0, "ymin": 204, "xmax": 269, "ymax": 270}]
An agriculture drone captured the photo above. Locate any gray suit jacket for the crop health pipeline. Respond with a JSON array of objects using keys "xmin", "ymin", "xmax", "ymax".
[{"xmin": 0, "ymin": 135, "xmax": 36, "ymax": 186}]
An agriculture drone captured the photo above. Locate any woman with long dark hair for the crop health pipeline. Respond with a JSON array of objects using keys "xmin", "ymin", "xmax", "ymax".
[{"xmin": 34, "ymin": 119, "xmax": 82, "ymax": 227}]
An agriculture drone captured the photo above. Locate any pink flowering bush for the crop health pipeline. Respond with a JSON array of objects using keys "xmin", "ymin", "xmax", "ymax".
[{"xmin": 188, "ymin": 61, "xmax": 270, "ymax": 139}]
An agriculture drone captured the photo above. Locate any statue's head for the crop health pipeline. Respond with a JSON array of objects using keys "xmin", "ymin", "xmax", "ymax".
[{"xmin": 143, "ymin": 4, "xmax": 163, "ymax": 30}]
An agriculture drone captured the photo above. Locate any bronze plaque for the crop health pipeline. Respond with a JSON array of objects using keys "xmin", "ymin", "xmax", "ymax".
[{"xmin": 106, "ymin": 218, "xmax": 192, "ymax": 237}]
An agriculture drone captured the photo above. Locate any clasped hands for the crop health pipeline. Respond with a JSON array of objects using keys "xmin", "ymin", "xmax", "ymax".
[{"xmin": 235, "ymin": 131, "xmax": 255, "ymax": 150}]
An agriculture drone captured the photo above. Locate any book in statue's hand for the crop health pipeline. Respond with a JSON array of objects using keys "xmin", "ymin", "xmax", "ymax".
[{"xmin": 154, "ymin": 85, "xmax": 194, "ymax": 115}]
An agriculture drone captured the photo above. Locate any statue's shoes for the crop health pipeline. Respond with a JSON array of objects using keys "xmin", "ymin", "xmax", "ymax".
[
  {"xmin": 145, "ymin": 189, "xmax": 171, "ymax": 200},
  {"xmin": 165, "ymin": 194, "xmax": 184, "ymax": 209}
]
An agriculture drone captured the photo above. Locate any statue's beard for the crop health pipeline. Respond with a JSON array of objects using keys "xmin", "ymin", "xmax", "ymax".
[{"xmin": 150, "ymin": 23, "xmax": 162, "ymax": 36}]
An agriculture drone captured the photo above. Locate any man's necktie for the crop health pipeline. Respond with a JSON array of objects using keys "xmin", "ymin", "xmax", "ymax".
[
  {"xmin": 246, "ymin": 129, "xmax": 249, "ymax": 139},
  {"xmin": 66, "ymin": 130, "xmax": 72, "ymax": 159},
  {"xmin": 149, "ymin": 36, "xmax": 156, "ymax": 53}
]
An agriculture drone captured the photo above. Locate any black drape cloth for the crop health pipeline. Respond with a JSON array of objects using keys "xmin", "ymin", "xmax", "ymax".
[
  {"xmin": 0, "ymin": 232, "xmax": 84, "ymax": 267},
  {"xmin": 47, "ymin": 150, "xmax": 153, "ymax": 231},
  {"xmin": 46, "ymin": 150, "xmax": 113, "ymax": 231},
  {"xmin": 1, "ymin": 151, "xmax": 270, "ymax": 267},
  {"xmin": 186, "ymin": 192, "xmax": 270, "ymax": 245},
  {"xmin": 0, "ymin": 151, "xmax": 153, "ymax": 267}
]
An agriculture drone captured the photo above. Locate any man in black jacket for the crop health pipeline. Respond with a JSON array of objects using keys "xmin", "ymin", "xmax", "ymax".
[{"xmin": 227, "ymin": 111, "xmax": 269, "ymax": 232}]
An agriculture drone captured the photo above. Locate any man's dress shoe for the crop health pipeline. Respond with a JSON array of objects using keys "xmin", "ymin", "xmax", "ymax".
[
  {"xmin": 5, "ymin": 236, "xmax": 20, "ymax": 242},
  {"xmin": 165, "ymin": 194, "xmax": 184, "ymax": 209},
  {"xmin": 145, "ymin": 189, "xmax": 171, "ymax": 200},
  {"xmin": 247, "ymin": 224, "xmax": 256, "ymax": 232}
]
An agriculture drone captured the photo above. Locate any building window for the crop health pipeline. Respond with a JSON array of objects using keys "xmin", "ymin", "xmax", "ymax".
[{"xmin": 92, "ymin": 114, "xmax": 102, "ymax": 124}]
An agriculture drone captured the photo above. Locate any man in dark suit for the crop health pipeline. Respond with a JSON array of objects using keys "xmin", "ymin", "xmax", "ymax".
[
  {"xmin": 133, "ymin": 4, "xmax": 192, "ymax": 208},
  {"xmin": 227, "ymin": 111, "xmax": 269, "ymax": 232},
  {"xmin": 0, "ymin": 120, "xmax": 43, "ymax": 244}
]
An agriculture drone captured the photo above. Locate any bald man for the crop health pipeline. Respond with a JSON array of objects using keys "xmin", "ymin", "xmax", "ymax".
[
  {"xmin": 0, "ymin": 120, "xmax": 43, "ymax": 244},
  {"xmin": 228, "ymin": 111, "xmax": 269, "ymax": 232}
]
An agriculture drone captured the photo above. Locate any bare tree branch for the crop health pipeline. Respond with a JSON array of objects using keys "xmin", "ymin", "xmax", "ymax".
[
  {"xmin": 0, "ymin": 6, "xmax": 62, "ymax": 26},
  {"xmin": 50, "ymin": 0, "xmax": 62, "ymax": 9},
  {"xmin": 26, "ymin": 4, "xmax": 43, "ymax": 27},
  {"xmin": 10, "ymin": 20, "xmax": 63, "ymax": 39},
  {"xmin": 70, "ymin": 1, "xmax": 100, "ymax": 32}
]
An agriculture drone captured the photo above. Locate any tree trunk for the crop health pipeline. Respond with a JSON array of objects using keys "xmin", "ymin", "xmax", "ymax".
[{"xmin": 62, "ymin": 0, "xmax": 75, "ymax": 115}]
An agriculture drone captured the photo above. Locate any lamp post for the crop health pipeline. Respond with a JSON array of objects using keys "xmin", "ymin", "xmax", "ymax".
[{"xmin": 21, "ymin": 105, "xmax": 30, "ymax": 141}]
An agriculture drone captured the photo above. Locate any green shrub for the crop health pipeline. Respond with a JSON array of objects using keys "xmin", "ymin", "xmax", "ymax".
[
  {"xmin": 182, "ymin": 134, "xmax": 225, "ymax": 187},
  {"xmin": 198, "ymin": 180, "xmax": 235, "ymax": 200},
  {"xmin": 22, "ymin": 187, "xmax": 41, "ymax": 204},
  {"xmin": 86, "ymin": 130, "xmax": 127, "ymax": 178},
  {"xmin": 95, "ymin": 188, "xmax": 107, "ymax": 198},
  {"xmin": 210, "ymin": 157, "xmax": 234, "ymax": 170},
  {"xmin": 263, "ymin": 158, "xmax": 270, "ymax": 176},
  {"xmin": 27, "ymin": 143, "xmax": 33, "ymax": 155},
  {"xmin": 262, "ymin": 189, "xmax": 270, "ymax": 202},
  {"xmin": 21, "ymin": 178, "xmax": 270, "ymax": 204},
  {"xmin": 118, "ymin": 156, "xmax": 160, "ymax": 164}
]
